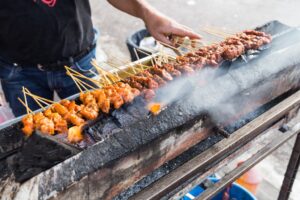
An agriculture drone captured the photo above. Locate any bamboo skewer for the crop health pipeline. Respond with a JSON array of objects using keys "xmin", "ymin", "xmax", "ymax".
[
  {"xmin": 204, "ymin": 29, "xmax": 229, "ymax": 37},
  {"xmin": 23, "ymin": 88, "xmax": 46, "ymax": 110},
  {"xmin": 102, "ymin": 62, "xmax": 123, "ymax": 81},
  {"xmin": 108, "ymin": 55, "xmax": 143, "ymax": 77},
  {"xmin": 133, "ymin": 48, "xmax": 147, "ymax": 72},
  {"xmin": 23, "ymin": 88, "xmax": 56, "ymax": 113},
  {"xmin": 65, "ymin": 66, "xmax": 103, "ymax": 88},
  {"xmin": 27, "ymin": 94, "xmax": 53, "ymax": 105},
  {"xmin": 200, "ymin": 29, "xmax": 225, "ymax": 38},
  {"xmin": 157, "ymin": 41, "xmax": 184, "ymax": 56},
  {"xmin": 109, "ymin": 54, "xmax": 137, "ymax": 74},
  {"xmin": 135, "ymin": 48, "xmax": 157, "ymax": 67},
  {"xmin": 90, "ymin": 60, "xmax": 114, "ymax": 85},
  {"xmin": 66, "ymin": 70, "xmax": 84, "ymax": 92},
  {"xmin": 22, "ymin": 87, "xmax": 30, "ymax": 114},
  {"xmin": 18, "ymin": 97, "xmax": 34, "ymax": 115},
  {"xmin": 107, "ymin": 62, "xmax": 136, "ymax": 77},
  {"xmin": 72, "ymin": 75, "xmax": 98, "ymax": 90}
]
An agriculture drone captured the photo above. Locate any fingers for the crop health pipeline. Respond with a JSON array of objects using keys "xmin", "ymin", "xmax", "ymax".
[
  {"xmin": 170, "ymin": 25, "xmax": 202, "ymax": 40},
  {"xmin": 153, "ymin": 32, "xmax": 173, "ymax": 46}
]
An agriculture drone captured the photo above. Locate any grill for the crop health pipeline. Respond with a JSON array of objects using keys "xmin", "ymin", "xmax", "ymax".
[{"xmin": 1, "ymin": 20, "xmax": 300, "ymax": 200}]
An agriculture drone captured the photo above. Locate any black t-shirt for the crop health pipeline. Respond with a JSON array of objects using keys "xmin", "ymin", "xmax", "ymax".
[{"xmin": 0, "ymin": 0, "xmax": 94, "ymax": 64}]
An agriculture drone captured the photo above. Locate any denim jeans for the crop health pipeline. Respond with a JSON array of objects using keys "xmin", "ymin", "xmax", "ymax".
[{"xmin": 0, "ymin": 47, "xmax": 97, "ymax": 117}]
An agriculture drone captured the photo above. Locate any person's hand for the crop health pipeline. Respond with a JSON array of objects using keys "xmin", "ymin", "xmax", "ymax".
[{"xmin": 143, "ymin": 12, "xmax": 202, "ymax": 46}]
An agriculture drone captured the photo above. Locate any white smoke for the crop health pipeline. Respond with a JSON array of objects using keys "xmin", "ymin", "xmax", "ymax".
[{"xmin": 153, "ymin": 30, "xmax": 300, "ymax": 126}]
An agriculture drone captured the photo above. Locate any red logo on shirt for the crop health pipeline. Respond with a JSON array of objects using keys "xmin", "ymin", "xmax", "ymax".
[{"xmin": 34, "ymin": 0, "xmax": 57, "ymax": 7}]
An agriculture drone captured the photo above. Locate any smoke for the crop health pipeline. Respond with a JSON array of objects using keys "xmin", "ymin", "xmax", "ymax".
[{"xmin": 152, "ymin": 28, "xmax": 300, "ymax": 126}]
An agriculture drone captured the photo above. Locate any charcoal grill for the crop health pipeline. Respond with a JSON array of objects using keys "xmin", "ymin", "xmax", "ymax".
[{"xmin": 1, "ymin": 21, "xmax": 300, "ymax": 200}]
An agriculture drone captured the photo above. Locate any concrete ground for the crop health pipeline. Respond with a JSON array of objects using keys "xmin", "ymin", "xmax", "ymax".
[{"xmin": 89, "ymin": 0, "xmax": 300, "ymax": 199}]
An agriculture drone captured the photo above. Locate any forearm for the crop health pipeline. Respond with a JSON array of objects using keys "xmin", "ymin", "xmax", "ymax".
[
  {"xmin": 107, "ymin": 0, "xmax": 201, "ymax": 44},
  {"xmin": 106, "ymin": 0, "xmax": 162, "ymax": 23}
]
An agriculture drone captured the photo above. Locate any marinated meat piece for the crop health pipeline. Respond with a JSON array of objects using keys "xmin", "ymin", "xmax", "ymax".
[
  {"xmin": 153, "ymin": 74, "xmax": 167, "ymax": 86},
  {"xmin": 150, "ymin": 66, "xmax": 173, "ymax": 81}
]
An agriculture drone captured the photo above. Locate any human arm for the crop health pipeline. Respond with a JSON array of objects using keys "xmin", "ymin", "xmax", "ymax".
[{"xmin": 107, "ymin": 0, "xmax": 201, "ymax": 45}]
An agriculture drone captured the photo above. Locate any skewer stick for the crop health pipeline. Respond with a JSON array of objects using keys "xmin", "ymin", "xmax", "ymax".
[
  {"xmin": 73, "ymin": 76, "xmax": 97, "ymax": 90},
  {"xmin": 23, "ymin": 92, "xmax": 53, "ymax": 106},
  {"xmin": 110, "ymin": 55, "xmax": 131, "ymax": 65},
  {"xmin": 65, "ymin": 66, "xmax": 100, "ymax": 85},
  {"xmin": 66, "ymin": 70, "xmax": 84, "ymax": 92},
  {"xmin": 172, "ymin": 40, "xmax": 197, "ymax": 52},
  {"xmin": 101, "ymin": 62, "xmax": 123, "ymax": 82},
  {"xmin": 23, "ymin": 89, "xmax": 47, "ymax": 110},
  {"xmin": 108, "ymin": 55, "xmax": 141, "ymax": 77},
  {"xmin": 70, "ymin": 75, "xmax": 89, "ymax": 91},
  {"xmin": 64, "ymin": 66, "xmax": 100, "ymax": 85},
  {"xmin": 205, "ymin": 27, "xmax": 235, "ymax": 36},
  {"xmin": 199, "ymin": 28, "xmax": 226, "ymax": 38},
  {"xmin": 133, "ymin": 48, "xmax": 146, "ymax": 72},
  {"xmin": 30, "ymin": 95, "xmax": 46, "ymax": 110},
  {"xmin": 22, "ymin": 87, "xmax": 30, "ymax": 114},
  {"xmin": 157, "ymin": 41, "xmax": 184, "ymax": 56},
  {"xmin": 90, "ymin": 60, "xmax": 113, "ymax": 85},
  {"xmin": 106, "ymin": 63, "xmax": 135, "ymax": 77},
  {"xmin": 135, "ymin": 48, "xmax": 157, "ymax": 67},
  {"xmin": 109, "ymin": 55, "xmax": 137, "ymax": 74},
  {"xmin": 18, "ymin": 97, "xmax": 34, "ymax": 115},
  {"xmin": 204, "ymin": 29, "xmax": 229, "ymax": 37}
]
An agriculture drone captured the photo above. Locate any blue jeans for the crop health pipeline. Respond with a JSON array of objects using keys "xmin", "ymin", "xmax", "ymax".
[{"xmin": 0, "ymin": 48, "xmax": 97, "ymax": 117}]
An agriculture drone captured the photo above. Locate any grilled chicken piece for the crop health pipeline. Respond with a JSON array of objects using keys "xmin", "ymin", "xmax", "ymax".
[
  {"xmin": 162, "ymin": 63, "xmax": 181, "ymax": 77},
  {"xmin": 150, "ymin": 66, "xmax": 173, "ymax": 81},
  {"xmin": 143, "ymin": 89, "xmax": 156, "ymax": 101},
  {"xmin": 21, "ymin": 114, "xmax": 34, "ymax": 136},
  {"xmin": 130, "ymin": 76, "xmax": 159, "ymax": 89},
  {"xmin": 174, "ymin": 63, "xmax": 194, "ymax": 74},
  {"xmin": 80, "ymin": 103, "xmax": 99, "ymax": 120},
  {"xmin": 52, "ymin": 103, "xmax": 69, "ymax": 116},
  {"xmin": 68, "ymin": 125, "xmax": 84, "ymax": 143},
  {"xmin": 124, "ymin": 79, "xmax": 144, "ymax": 90}
]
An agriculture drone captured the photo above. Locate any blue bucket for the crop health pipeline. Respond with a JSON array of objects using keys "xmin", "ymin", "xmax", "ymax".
[{"xmin": 182, "ymin": 178, "xmax": 257, "ymax": 200}]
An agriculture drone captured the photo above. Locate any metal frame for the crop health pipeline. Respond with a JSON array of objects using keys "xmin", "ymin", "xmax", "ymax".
[
  {"xmin": 130, "ymin": 90, "xmax": 300, "ymax": 200},
  {"xmin": 278, "ymin": 133, "xmax": 300, "ymax": 200}
]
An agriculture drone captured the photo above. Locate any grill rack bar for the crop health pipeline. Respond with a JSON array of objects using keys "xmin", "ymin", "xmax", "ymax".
[{"xmin": 196, "ymin": 121, "xmax": 300, "ymax": 199}]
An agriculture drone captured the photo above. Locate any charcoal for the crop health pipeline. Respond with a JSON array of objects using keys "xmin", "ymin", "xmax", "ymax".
[
  {"xmin": 2, "ymin": 133, "xmax": 74, "ymax": 183},
  {"xmin": 125, "ymin": 97, "xmax": 149, "ymax": 119},
  {"xmin": 111, "ymin": 108, "xmax": 137, "ymax": 128},
  {"xmin": 0, "ymin": 121, "xmax": 24, "ymax": 158}
]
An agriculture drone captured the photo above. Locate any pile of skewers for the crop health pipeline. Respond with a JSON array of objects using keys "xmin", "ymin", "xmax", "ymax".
[{"xmin": 19, "ymin": 29, "xmax": 272, "ymax": 144}]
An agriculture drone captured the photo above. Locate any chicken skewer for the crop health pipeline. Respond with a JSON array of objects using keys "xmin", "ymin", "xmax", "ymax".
[{"xmin": 20, "ymin": 29, "xmax": 272, "ymax": 143}]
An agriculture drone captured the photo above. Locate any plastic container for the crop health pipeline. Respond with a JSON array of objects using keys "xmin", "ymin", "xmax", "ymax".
[
  {"xmin": 236, "ymin": 162, "xmax": 262, "ymax": 195},
  {"xmin": 182, "ymin": 178, "xmax": 257, "ymax": 200},
  {"xmin": 126, "ymin": 29, "xmax": 152, "ymax": 61}
]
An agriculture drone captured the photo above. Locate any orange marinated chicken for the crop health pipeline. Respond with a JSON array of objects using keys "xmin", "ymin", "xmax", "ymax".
[
  {"xmin": 80, "ymin": 92, "xmax": 96, "ymax": 105},
  {"xmin": 64, "ymin": 112, "xmax": 85, "ymax": 126},
  {"xmin": 80, "ymin": 103, "xmax": 99, "ymax": 120},
  {"xmin": 48, "ymin": 112, "xmax": 68, "ymax": 133},
  {"xmin": 68, "ymin": 125, "xmax": 84, "ymax": 143},
  {"xmin": 52, "ymin": 103, "xmax": 68, "ymax": 116},
  {"xmin": 21, "ymin": 114, "xmax": 34, "ymax": 136}
]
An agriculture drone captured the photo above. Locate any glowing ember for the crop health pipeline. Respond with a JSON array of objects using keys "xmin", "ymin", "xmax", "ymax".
[
  {"xmin": 68, "ymin": 125, "xmax": 84, "ymax": 143},
  {"xmin": 148, "ymin": 102, "xmax": 163, "ymax": 115}
]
